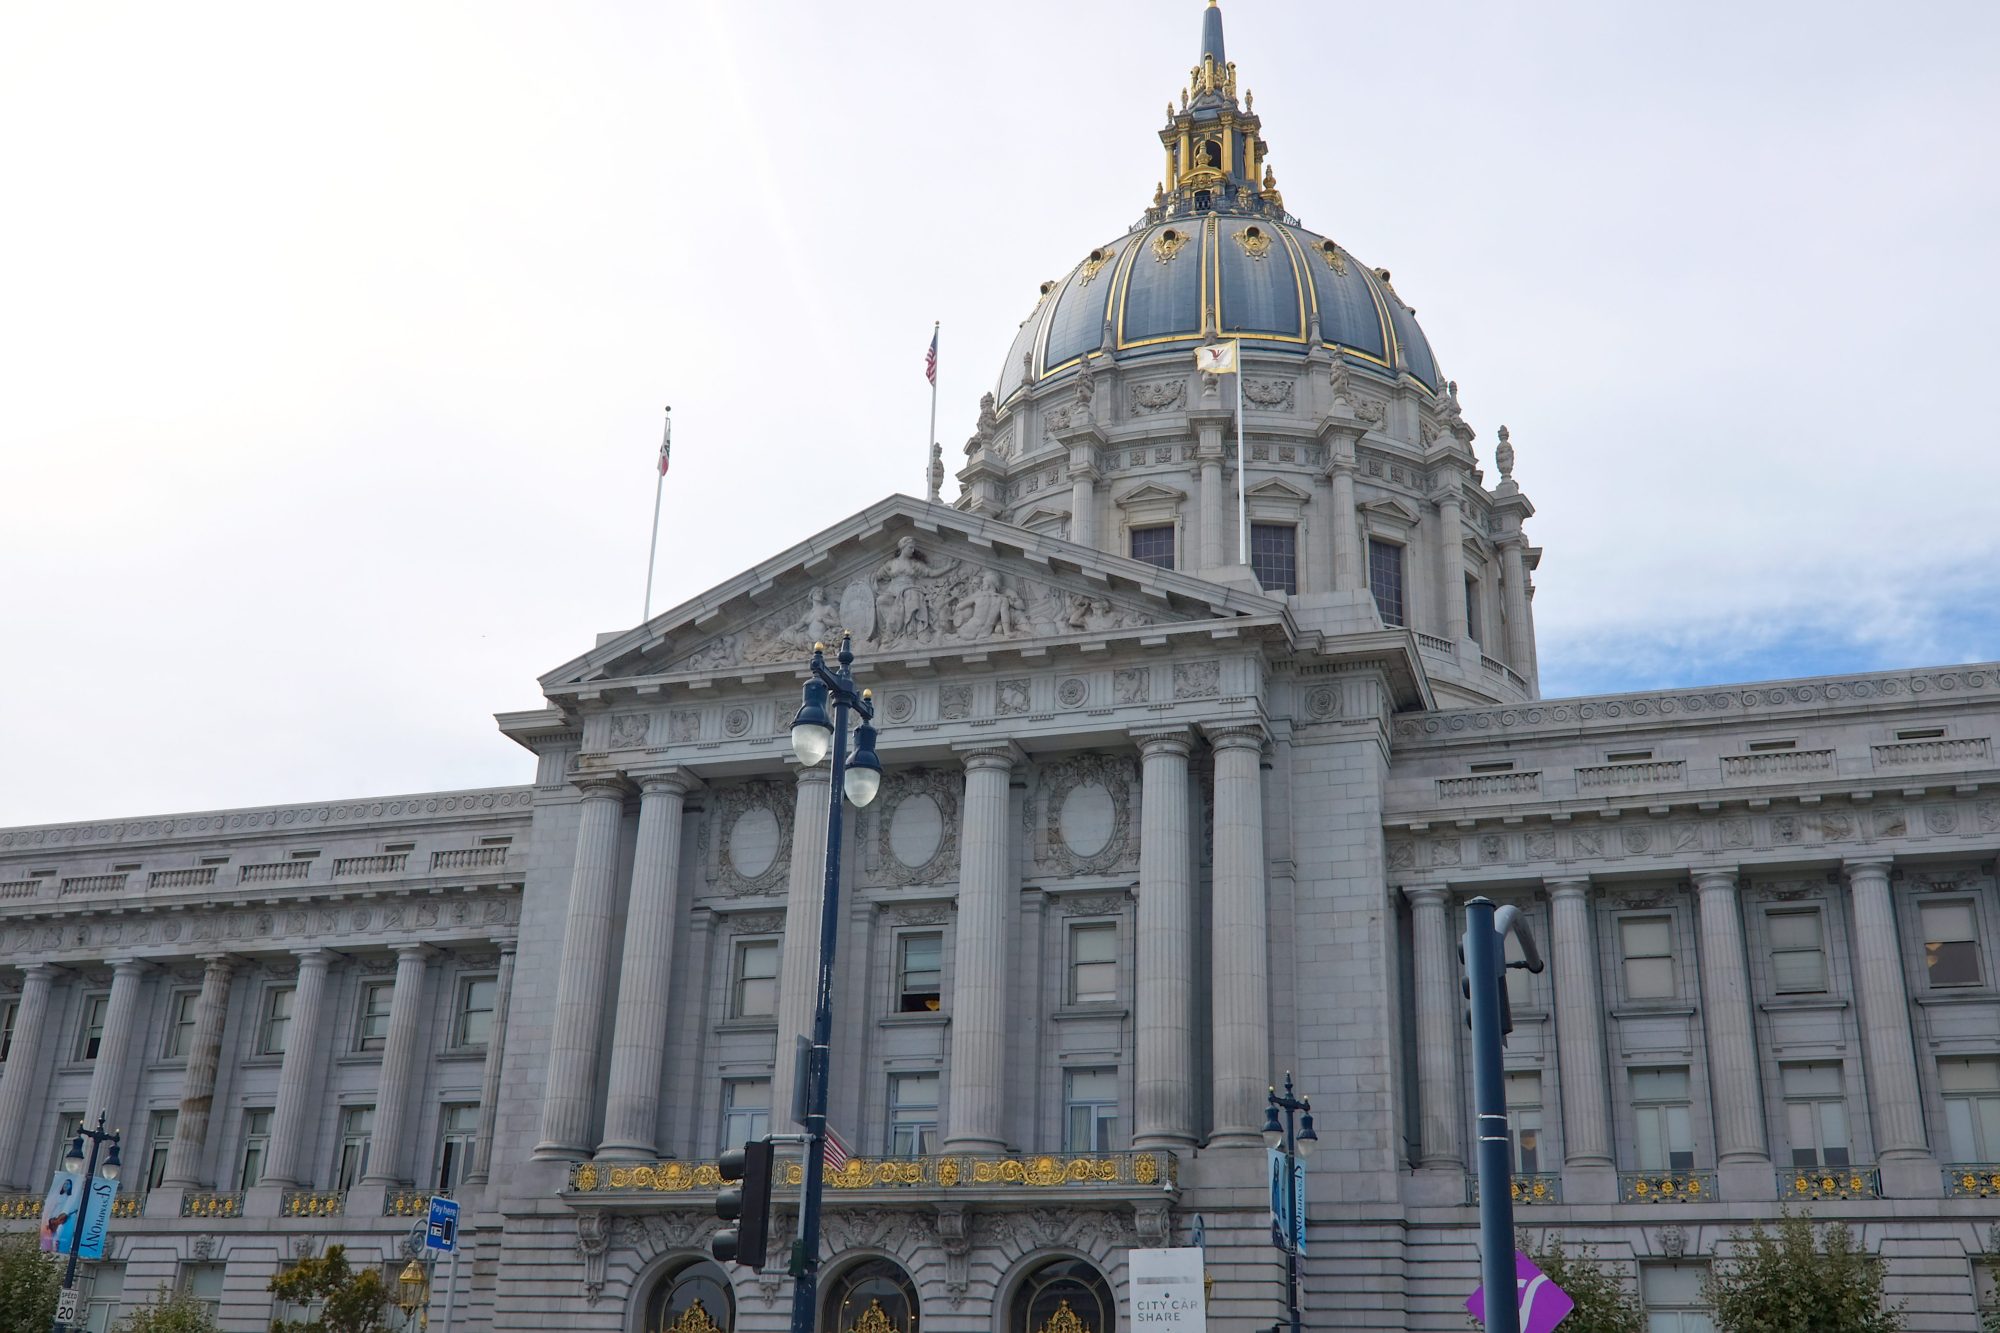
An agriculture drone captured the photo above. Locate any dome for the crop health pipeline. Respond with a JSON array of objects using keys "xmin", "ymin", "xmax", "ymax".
[{"xmin": 996, "ymin": 217, "xmax": 1440, "ymax": 405}]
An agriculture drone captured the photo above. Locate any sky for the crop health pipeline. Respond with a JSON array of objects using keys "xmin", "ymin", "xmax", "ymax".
[{"xmin": 3, "ymin": 1, "xmax": 1998, "ymax": 826}]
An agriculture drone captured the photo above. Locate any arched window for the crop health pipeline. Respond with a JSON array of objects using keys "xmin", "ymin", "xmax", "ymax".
[
  {"xmin": 821, "ymin": 1258, "xmax": 919, "ymax": 1333},
  {"xmin": 1011, "ymin": 1259, "xmax": 1115, "ymax": 1333},
  {"xmin": 644, "ymin": 1259, "xmax": 734, "ymax": 1333}
]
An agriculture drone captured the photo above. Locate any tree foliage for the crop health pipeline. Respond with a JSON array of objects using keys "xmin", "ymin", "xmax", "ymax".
[
  {"xmin": 1517, "ymin": 1232, "xmax": 1645, "ymax": 1333},
  {"xmin": 113, "ymin": 1286, "xmax": 219, "ymax": 1333},
  {"xmin": 1705, "ymin": 1214, "xmax": 1902, "ymax": 1333},
  {"xmin": 267, "ymin": 1246, "xmax": 395, "ymax": 1333},
  {"xmin": 0, "ymin": 1230, "xmax": 60, "ymax": 1333},
  {"xmin": 1980, "ymin": 1251, "xmax": 2000, "ymax": 1333}
]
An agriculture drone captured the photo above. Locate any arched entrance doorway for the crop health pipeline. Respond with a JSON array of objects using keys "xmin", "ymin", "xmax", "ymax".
[
  {"xmin": 1009, "ymin": 1258, "xmax": 1115, "ymax": 1333},
  {"xmin": 643, "ymin": 1258, "xmax": 734, "ymax": 1333},
  {"xmin": 820, "ymin": 1257, "xmax": 920, "ymax": 1333}
]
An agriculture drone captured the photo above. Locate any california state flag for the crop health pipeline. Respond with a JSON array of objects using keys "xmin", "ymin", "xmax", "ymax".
[{"xmin": 1194, "ymin": 340, "xmax": 1240, "ymax": 373}]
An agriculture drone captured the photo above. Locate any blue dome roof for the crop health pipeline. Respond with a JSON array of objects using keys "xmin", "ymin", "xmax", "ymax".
[{"xmin": 998, "ymin": 215, "xmax": 1440, "ymax": 405}]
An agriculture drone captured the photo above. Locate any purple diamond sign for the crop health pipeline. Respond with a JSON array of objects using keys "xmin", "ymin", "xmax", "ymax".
[{"xmin": 1465, "ymin": 1251, "xmax": 1574, "ymax": 1333}]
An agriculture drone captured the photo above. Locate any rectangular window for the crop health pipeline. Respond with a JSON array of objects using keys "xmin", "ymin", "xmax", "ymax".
[
  {"xmin": 1940, "ymin": 1057, "xmax": 2000, "ymax": 1163},
  {"xmin": 52, "ymin": 1112, "xmax": 84, "ymax": 1177},
  {"xmin": 1367, "ymin": 539, "xmax": 1406, "ymax": 627},
  {"xmin": 238, "ymin": 1109, "xmax": 273, "ymax": 1189},
  {"xmin": 1896, "ymin": 727, "xmax": 1945, "ymax": 741},
  {"xmin": 1780, "ymin": 1063, "xmax": 1850, "ymax": 1168},
  {"xmin": 896, "ymin": 932, "xmax": 943, "ymax": 1013},
  {"xmin": 177, "ymin": 1264, "xmax": 225, "ymax": 1321},
  {"xmin": 356, "ymin": 982, "xmax": 395, "ymax": 1052},
  {"xmin": 336, "ymin": 1106, "xmax": 374, "ymax": 1190},
  {"xmin": 733, "ymin": 940, "xmax": 779, "ymax": 1019},
  {"xmin": 1768, "ymin": 910, "xmax": 1828, "ymax": 993},
  {"xmin": 0, "ymin": 998, "xmax": 15, "ymax": 1063},
  {"xmin": 1620, "ymin": 916, "xmax": 1676, "ymax": 1000},
  {"xmin": 1605, "ymin": 749, "xmax": 1654, "ymax": 763},
  {"xmin": 1464, "ymin": 575, "xmax": 1481, "ymax": 644},
  {"xmin": 453, "ymin": 976, "xmax": 497, "ymax": 1048},
  {"xmin": 1641, "ymin": 1263, "xmax": 1716, "ymax": 1333},
  {"xmin": 1921, "ymin": 900, "xmax": 1982, "ymax": 987},
  {"xmin": 1249, "ymin": 524, "xmax": 1298, "ymax": 595},
  {"xmin": 145, "ymin": 1110, "xmax": 178, "ymax": 1192},
  {"xmin": 1069, "ymin": 924, "xmax": 1118, "ymax": 1004},
  {"xmin": 721, "ymin": 1078, "xmax": 771, "ymax": 1148},
  {"xmin": 1064, "ymin": 1068, "xmax": 1120, "ymax": 1152},
  {"xmin": 1505, "ymin": 1071, "xmax": 1543, "ymax": 1174},
  {"xmin": 80, "ymin": 1260, "xmax": 125, "ymax": 1333},
  {"xmin": 260, "ymin": 986, "xmax": 295, "ymax": 1056},
  {"xmin": 164, "ymin": 991, "xmax": 200, "ymax": 1060},
  {"xmin": 75, "ymin": 994, "xmax": 109, "ymax": 1061},
  {"xmin": 1631, "ymin": 1067, "xmax": 1694, "ymax": 1171},
  {"xmin": 888, "ymin": 1073, "xmax": 940, "ymax": 1155},
  {"xmin": 1746, "ymin": 738, "xmax": 1797, "ymax": 752},
  {"xmin": 1129, "ymin": 525, "xmax": 1175, "ymax": 570},
  {"xmin": 435, "ymin": 1103, "xmax": 479, "ymax": 1195}
]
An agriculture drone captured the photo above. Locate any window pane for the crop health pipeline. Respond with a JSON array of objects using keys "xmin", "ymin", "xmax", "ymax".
[
  {"xmin": 1636, "ymin": 1107, "xmax": 1665, "ymax": 1170},
  {"xmin": 1928, "ymin": 938, "xmax": 1981, "ymax": 986},
  {"xmin": 1945, "ymin": 1099, "xmax": 1979, "ymax": 1162},
  {"xmin": 1129, "ymin": 526, "xmax": 1175, "ymax": 570},
  {"xmin": 1368, "ymin": 540, "xmax": 1405, "ymax": 626},
  {"xmin": 1978, "ymin": 1098, "xmax": 2000, "ymax": 1160},
  {"xmin": 1622, "ymin": 917, "xmax": 1672, "ymax": 957},
  {"xmin": 1771, "ymin": 948, "xmax": 1827, "ymax": 993},
  {"xmin": 1072, "ymin": 961, "xmax": 1117, "ymax": 1004},
  {"xmin": 1922, "ymin": 901, "xmax": 1977, "ymax": 941},
  {"xmin": 1768, "ymin": 911, "xmax": 1821, "ymax": 951},
  {"xmin": 740, "ymin": 942, "xmax": 779, "ymax": 979},
  {"xmin": 1632, "ymin": 1068, "xmax": 1690, "ymax": 1101},
  {"xmin": 1781, "ymin": 1064, "xmax": 1841, "ymax": 1097},
  {"xmin": 1068, "ymin": 1069, "xmax": 1117, "ymax": 1102},
  {"xmin": 1939, "ymin": 1058, "xmax": 2000, "ymax": 1092},
  {"xmin": 1073, "ymin": 926, "xmax": 1115, "ymax": 963},
  {"xmin": 1625, "ymin": 956, "xmax": 1675, "ymax": 999},
  {"xmin": 1249, "ymin": 524, "xmax": 1297, "ymax": 596}
]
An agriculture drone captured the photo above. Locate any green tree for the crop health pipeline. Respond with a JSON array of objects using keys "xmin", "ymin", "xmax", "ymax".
[
  {"xmin": 267, "ymin": 1246, "xmax": 394, "ymax": 1333},
  {"xmin": 1980, "ymin": 1250, "xmax": 2000, "ymax": 1333},
  {"xmin": 112, "ymin": 1286, "xmax": 219, "ymax": 1333},
  {"xmin": 0, "ymin": 1229, "xmax": 60, "ymax": 1333},
  {"xmin": 1705, "ymin": 1213, "xmax": 1902, "ymax": 1333},
  {"xmin": 1516, "ymin": 1232, "xmax": 1645, "ymax": 1333}
]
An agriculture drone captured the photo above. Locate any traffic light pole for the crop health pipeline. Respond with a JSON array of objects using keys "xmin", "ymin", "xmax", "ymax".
[{"xmin": 1464, "ymin": 897, "xmax": 1544, "ymax": 1333}]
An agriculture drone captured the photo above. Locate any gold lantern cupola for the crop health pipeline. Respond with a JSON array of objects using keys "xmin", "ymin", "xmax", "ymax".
[{"xmin": 1153, "ymin": 1, "xmax": 1279, "ymax": 222}]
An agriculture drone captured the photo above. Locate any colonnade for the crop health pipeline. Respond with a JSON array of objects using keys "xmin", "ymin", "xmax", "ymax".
[{"xmin": 534, "ymin": 721, "xmax": 1276, "ymax": 1161}]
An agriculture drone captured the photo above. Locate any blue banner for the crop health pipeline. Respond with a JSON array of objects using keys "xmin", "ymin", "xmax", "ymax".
[
  {"xmin": 1265, "ymin": 1149, "xmax": 1307, "ymax": 1257},
  {"xmin": 40, "ymin": 1172, "xmax": 118, "ymax": 1259}
]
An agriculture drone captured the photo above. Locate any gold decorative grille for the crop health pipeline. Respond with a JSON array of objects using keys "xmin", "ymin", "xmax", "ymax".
[{"xmin": 566, "ymin": 1151, "xmax": 1175, "ymax": 1194}]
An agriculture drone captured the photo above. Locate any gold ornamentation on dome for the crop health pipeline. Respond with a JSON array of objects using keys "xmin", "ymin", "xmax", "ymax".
[
  {"xmin": 668, "ymin": 1299, "xmax": 725, "ymax": 1333},
  {"xmin": 849, "ymin": 1300, "xmax": 894, "ymax": 1333},
  {"xmin": 1233, "ymin": 226, "xmax": 1273, "ymax": 260},
  {"xmin": 1151, "ymin": 228, "xmax": 1188, "ymax": 263},
  {"xmin": 1041, "ymin": 1301, "xmax": 1089, "ymax": 1333},
  {"xmin": 1079, "ymin": 246, "xmax": 1115, "ymax": 285},
  {"xmin": 1318, "ymin": 240, "xmax": 1348, "ymax": 276}
]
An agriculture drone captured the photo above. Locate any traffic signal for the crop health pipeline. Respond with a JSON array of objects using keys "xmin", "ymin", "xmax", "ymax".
[
  {"xmin": 1459, "ymin": 938, "xmax": 1515, "ymax": 1040},
  {"xmin": 711, "ymin": 1139, "xmax": 775, "ymax": 1268}
]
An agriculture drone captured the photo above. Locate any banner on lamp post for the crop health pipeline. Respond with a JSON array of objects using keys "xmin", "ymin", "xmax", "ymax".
[{"xmin": 41, "ymin": 1171, "xmax": 119, "ymax": 1260}]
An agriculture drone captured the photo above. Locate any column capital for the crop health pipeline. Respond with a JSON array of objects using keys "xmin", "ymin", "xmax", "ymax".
[
  {"xmin": 572, "ymin": 774, "xmax": 632, "ymax": 800},
  {"xmin": 195, "ymin": 953, "xmax": 239, "ymax": 976},
  {"xmin": 1131, "ymin": 727, "xmax": 1195, "ymax": 759},
  {"xmin": 953, "ymin": 740, "xmax": 1024, "ymax": 772},
  {"xmin": 1202, "ymin": 721, "xmax": 1267, "ymax": 752},
  {"xmin": 290, "ymin": 947, "xmax": 337, "ymax": 965},
  {"xmin": 490, "ymin": 933, "xmax": 520, "ymax": 954},
  {"xmin": 1692, "ymin": 868, "xmax": 1740, "ymax": 894},
  {"xmin": 1546, "ymin": 877, "xmax": 1592, "ymax": 901},
  {"xmin": 637, "ymin": 769, "xmax": 702, "ymax": 797},
  {"xmin": 790, "ymin": 761, "xmax": 832, "ymax": 787},
  {"xmin": 107, "ymin": 957, "xmax": 152, "ymax": 977},
  {"xmin": 389, "ymin": 943, "xmax": 436, "ymax": 962},
  {"xmin": 1400, "ymin": 884, "xmax": 1449, "ymax": 908},
  {"xmin": 1844, "ymin": 856, "xmax": 1894, "ymax": 881}
]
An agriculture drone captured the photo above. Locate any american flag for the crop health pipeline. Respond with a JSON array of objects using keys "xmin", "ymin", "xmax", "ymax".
[
  {"xmin": 822, "ymin": 1123, "xmax": 851, "ymax": 1172},
  {"xmin": 657, "ymin": 408, "xmax": 672, "ymax": 477},
  {"xmin": 924, "ymin": 327, "xmax": 938, "ymax": 387}
]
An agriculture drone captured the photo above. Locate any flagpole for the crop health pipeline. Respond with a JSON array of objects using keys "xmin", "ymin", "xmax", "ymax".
[
  {"xmin": 644, "ymin": 406, "xmax": 670, "ymax": 623},
  {"xmin": 926, "ymin": 320, "xmax": 940, "ymax": 500},
  {"xmin": 1235, "ymin": 360, "xmax": 1248, "ymax": 565}
]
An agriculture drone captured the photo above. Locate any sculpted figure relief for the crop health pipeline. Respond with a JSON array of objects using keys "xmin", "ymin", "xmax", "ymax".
[
  {"xmin": 874, "ymin": 536, "xmax": 957, "ymax": 643},
  {"xmin": 952, "ymin": 571, "xmax": 1024, "ymax": 641}
]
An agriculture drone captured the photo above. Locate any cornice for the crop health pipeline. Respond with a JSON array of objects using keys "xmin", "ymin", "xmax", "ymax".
[{"xmin": 0, "ymin": 787, "xmax": 534, "ymax": 852}]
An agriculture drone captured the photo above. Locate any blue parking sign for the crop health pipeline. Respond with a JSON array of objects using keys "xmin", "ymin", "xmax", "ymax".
[{"xmin": 426, "ymin": 1196, "xmax": 459, "ymax": 1253}]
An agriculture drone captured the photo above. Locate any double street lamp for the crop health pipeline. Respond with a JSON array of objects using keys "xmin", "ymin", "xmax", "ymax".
[
  {"xmin": 53, "ymin": 1111, "xmax": 121, "ymax": 1333},
  {"xmin": 785, "ymin": 634, "xmax": 882, "ymax": 1333},
  {"xmin": 1262, "ymin": 1073, "xmax": 1317, "ymax": 1333}
]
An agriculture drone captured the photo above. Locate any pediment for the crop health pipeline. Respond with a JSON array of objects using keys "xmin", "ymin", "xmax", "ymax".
[
  {"xmin": 1244, "ymin": 477, "xmax": 1313, "ymax": 503},
  {"xmin": 1113, "ymin": 481, "xmax": 1190, "ymax": 508},
  {"xmin": 1358, "ymin": 497, "xmax": 1421, "ymax": 526},
  {"xmin": 544, "ymin": 495, "xmax": 1285, "ymax": 692}
]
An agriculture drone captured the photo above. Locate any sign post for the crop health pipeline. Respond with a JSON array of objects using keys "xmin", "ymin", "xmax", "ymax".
[
  {"xmin": 426, "ymin": 1196, "xmax": 462, "ymax": 1333},
  {"xmin": 1466, "ymin": 1251, "xmax": 1574, "ymax": 1333},
  {"xmin": 1129, "ymin": 1247, "xmax": 1206, "ymax": 1333}
]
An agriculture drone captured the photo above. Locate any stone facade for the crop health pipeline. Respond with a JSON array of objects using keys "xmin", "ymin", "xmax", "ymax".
[{"xmin": 6, "ymin": 6, "xmax": 1998, "ymax": 1333}]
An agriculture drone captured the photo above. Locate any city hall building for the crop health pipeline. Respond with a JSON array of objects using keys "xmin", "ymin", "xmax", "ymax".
[{"xmin": 5, "ymin": 5, "xmax": 1998, "ymax": 1330}]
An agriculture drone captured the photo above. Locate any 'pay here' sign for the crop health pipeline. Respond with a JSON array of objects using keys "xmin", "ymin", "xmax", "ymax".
[{"xmin": 1129, "ymin": 1248, "xmax": 1206, "ymax": 1333}]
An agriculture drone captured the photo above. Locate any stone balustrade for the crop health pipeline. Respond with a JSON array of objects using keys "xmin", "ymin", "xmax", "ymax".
[
  {"xmin": 333, "ymin": 853, "xmax": 408, "ymax": 877},
  {"xmin": 1871, "ymin": 737, "xmax": 1993, "ymax": 768},
  {"xmin": 1414, "ymin": 631, "xmax": 1456, "ymax": 655},
  {"xmin": 1574, "ymin": 759, "xmax": 1686, "ymax": 791},
  {"xmin": 432, "ymin": 846, "xmax": 509, "ymax": 871},
  {"xmin": 0, "ymin": 879, "xmax": 39, "ymax": 900},
  {"xmin": 147, "ymin": 867, "xmax": 218, "ymax": 890},
  {"xmin": 1720, "ymin": 749, "xmax": 1837, "ymax": 780},
  {"xmin": 238, "ymin": 862, "xmax": 310, "ymax": 885},
  {"xmin": 59, "ymin": 874, "xmax": 127, "ymax": 896},
  {"xmin": 1434, "ymin": 771, "xmax": 1542, "ymax": 801}
]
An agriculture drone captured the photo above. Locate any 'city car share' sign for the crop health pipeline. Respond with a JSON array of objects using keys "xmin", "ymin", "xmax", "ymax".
[
  {"xmin": 1129, "ymin": 1247, "xmax": 1206, "ymax": 1333},
  {"xmin": 1465, "ymin": 1251, "xmax": 1574, "ymax": 1333}
]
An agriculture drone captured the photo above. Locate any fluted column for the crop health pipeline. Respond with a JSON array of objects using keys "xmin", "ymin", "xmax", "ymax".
[
  {"xmin": 465, "ymin": 938, "xmax": 517, "ymax": 1187},
  {"xmin": 261, "ymin": 950, "xmax": 335, "ymax": 1187},
  {"xmin": 1329, "ymin": 455, "xmax": 1361, "ymax": 592},
  {"xmin": 1069, "ymin": 465, "xmax": 1098, "ymax": 549},
  {"xmin": 361, "ymin": 945, "xmax": 430, "ymax": 1185},
  {"xmin": 1436, "ymin": 481, "xmax": 1468, "ymax": 641},
  {"xmin": 1404, "ymin": 887, "xmax": 1462, "ymax": 1166},
  {"xmin": 772, "ymin": 766, "xmax": 832, "ymax": 1133},
  {"xmin": 945, "ymin": 744, "xmax": 1020, "ymax": 1151},
  {"xmin": 534, "ymin": 776, "xmax": 630, "ymax": 1160},
  {"xmin": 1693, "ymin": 872, "xmax": 1769, "ymax": 1175},
  {"xmin": 1846, "ymin": 859, "xmax": 1929, "ymax": 1159},
  {"xmin": 162, "ymin": 955, "xmax": 236, "ymax": 1188},
  {"xmin": 0, "ymin": 965, "xmax": 59, "ymax": 1187},
  {"xmin": 1134, "ymin": 729, "xmax": 1196, "ymax": 1149},
  {"xmin": 1200, "ymin": 452, "xmax": 1225, "ymax": 570},
  {"xmin": 599, "ymin": 772, "xmax": 696, "ymax": 1158},
  {"xmin": 1207, "ymin": 724, "xmax": 1271, "ymax": 1145},
  {"xmin": 84, "ymin": 959, "xmax": 149, "ymax": 1134},
  {"xmin": 1500, "ymin": 536, "xmax": 1532, "ymax": 671},
  {"xmin": 1548, "ymin": 880, "xmax": 1613, "ymax": 1183}
]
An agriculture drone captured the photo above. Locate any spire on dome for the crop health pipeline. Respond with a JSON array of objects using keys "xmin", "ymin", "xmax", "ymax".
[{"xmin": 1147, "ymin": 1, "xmax": 1289, "ymax": 225}]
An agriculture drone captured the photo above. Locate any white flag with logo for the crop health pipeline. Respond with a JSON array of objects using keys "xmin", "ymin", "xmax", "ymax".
[{"xmin": 1194, "ymin": 341, "xmax": 1239, "ymax": 374}]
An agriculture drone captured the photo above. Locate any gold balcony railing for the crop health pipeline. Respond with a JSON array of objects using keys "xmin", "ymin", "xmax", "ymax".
[
  {"xmin": 383, "ymin": 1190, "xmax": 432, "ymax": 1217},
  {"xmin": 567, "ymin": 1151, "xmax": 1177, "ymax": 1196},
  {"xmin": 1781, "ymin": 1167, "xmax": 1880, "ymax": 1202},
  {"xmin": 1618, "ymin": 1170, "xmax": 1715, "ymax": 1203},
  {"xmin": 181, "ymin": 1192, "xmax": 242, "ymax": 1218},
  {"xmin": 1468, "ymin": 1173, "xmax": 1561, "ymax": 1206},
  {"xmin": 282, "ymin": 1190, "xmax": 346, "ymax": 1217},
  {"xmin": 1945, "ymin": 1165, "xmax": 2000, "ymax": 1199},
  {"xmin": 0, "ymin": 1193, "xmax": 41, "ymax": 1220},
  {"xmin": 110, "ymin": 1195, "xmax": 142, "ymax": 1218}
]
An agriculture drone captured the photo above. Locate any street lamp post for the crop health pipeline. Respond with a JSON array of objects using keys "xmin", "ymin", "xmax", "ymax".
[
  {"xmin": 1262, "ymin": 1072, "xmax": 1317, "ymax": 1333},
  {"xmin": 786, "ymin": 634, "xmax": 883, "ymax": 1333},
  {"xmin": 52, "ymin": 1111, "xmax": 121, "ymax": 1333}
]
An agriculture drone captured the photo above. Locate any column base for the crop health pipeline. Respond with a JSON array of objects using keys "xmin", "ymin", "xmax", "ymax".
[
  {"xmin": 941, "ymin": 1136, "xmax": 1008, "ymax": 1155},
  {"xmin": 1203, "ymin": 1130, "xmax": 1268, "ymax": 1151},
  {"xmin": 1560, "ymin": 1162, "xmax": 1619, "ymax": 1205},
  {"xmin": 1718, "ymin": 1157, "xmax": 1778, "ymax": 1202},
  {"xmin": 1131, "ymin": 1133, "xmax": 1200, "ymax": 1153},
  {"xmin": 1878, "ymin": 1153, "xmax": 1945, "ymax": 1199},
  {"xmin": 1405, "ymin": 1166, "xmax": 1468, "ymax": 1207},
  {"xmin": 530, "ymin": 1141, "xmax": 590, "ymax": 1163},
  {"xmin": 592, "ymin": 1142, "xmax": 659, "ymax": 1162}
]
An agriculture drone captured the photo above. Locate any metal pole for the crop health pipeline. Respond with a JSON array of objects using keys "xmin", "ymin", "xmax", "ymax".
[
  {"xmin": 790, "ymin": 640, "xmax": 857, "ymax": 1333},
  {"xmin": 1465, "ymin": 897, "xmax": 1519, "ymax": 1333},
  {"xmin": 926, "ymin": 321, "xmax": 940, "ymax": 500},
  {"xmin": 1235, "ymin": 361, "xmax": 1248, "ymax": 566},
  {"xmin": 1283, "ymin": 1105, "xmax": 1300, "ymax": 1333},
  {"xmin": 54, "ymin": 1113, "xmax": 111, "ymax": 1333},
  {"xmin": 440, "ymin": 1245, "xmax": 459, "ymax": 1333},
  {"xmin": 644, "ymin": 407, "xmax": 670, "ymax": 622}
]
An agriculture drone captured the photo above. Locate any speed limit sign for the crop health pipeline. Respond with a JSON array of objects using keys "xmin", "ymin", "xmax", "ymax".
[{"xmin": 55, "ymin": 1286, "xmax": 81, "ymax": 1326}]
